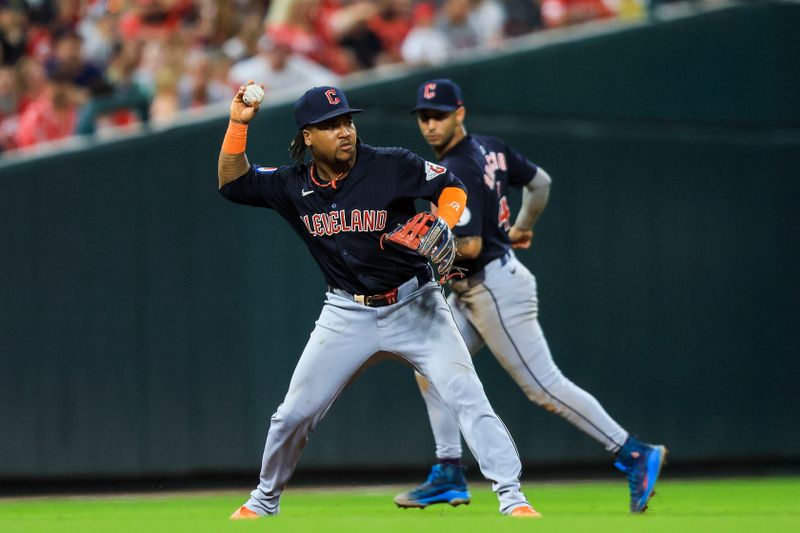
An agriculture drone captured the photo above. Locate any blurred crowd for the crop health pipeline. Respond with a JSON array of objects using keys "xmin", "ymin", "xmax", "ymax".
[{"xmin": 0, "ymin": 0, "xmax": 641, "ymax": 155}]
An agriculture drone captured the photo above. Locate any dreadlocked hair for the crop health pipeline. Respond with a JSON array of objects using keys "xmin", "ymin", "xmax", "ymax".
[{"xmin": 289, "ymin": 129, "xmax": 306, "ymax": 163}]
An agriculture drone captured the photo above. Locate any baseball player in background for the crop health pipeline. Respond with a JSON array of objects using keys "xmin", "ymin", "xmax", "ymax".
[
  {"xmin": 218, "ymin": 82, "xmax": 541, "ymax": 518},
  {"xmin": 394, "ymin": 79, "xmax": 666, "ymax": 513}
]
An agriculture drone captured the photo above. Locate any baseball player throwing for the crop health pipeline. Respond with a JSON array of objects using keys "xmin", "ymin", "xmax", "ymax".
[
  {"xmin": 394, "ymin": 79, "xmax": 666, "ymax": 513},
  {"xmin": 218, "ymin": 82, "xmax": 540, "ymax": 518}
]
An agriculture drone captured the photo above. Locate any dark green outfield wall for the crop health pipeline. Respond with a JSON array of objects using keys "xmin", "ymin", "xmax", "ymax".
[{"xmin": 1, "ymin": 2, "xmax": 798, "ymax": 478}]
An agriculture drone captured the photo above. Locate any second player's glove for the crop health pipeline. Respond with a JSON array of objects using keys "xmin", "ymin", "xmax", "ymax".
[{"xmin": 380, "ymin": 212, "xmax": 458, "ymax": 281}]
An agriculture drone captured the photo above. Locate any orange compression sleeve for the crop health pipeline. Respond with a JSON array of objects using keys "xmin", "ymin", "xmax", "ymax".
[
  {"xmin": 436, "ymin": 187, "xmax": 467, "ymax": 228},
  {"xmin": 222, "ymin": 121, "xmax": 248, "ymax": 154}
]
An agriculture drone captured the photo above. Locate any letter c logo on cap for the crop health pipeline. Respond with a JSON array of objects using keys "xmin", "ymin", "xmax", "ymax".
[
  {"xmin": 325, "ymin": 89, "xmax": 340, "ymax": 105},
  {"xmin": 423, "ymin": 83, "xmax": 437, "ymax": 99}
]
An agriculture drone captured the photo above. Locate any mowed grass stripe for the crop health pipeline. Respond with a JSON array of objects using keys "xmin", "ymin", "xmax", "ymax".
[{"xmin": 0, "ymin": 477, "xmax": 798, "ymax": 533}]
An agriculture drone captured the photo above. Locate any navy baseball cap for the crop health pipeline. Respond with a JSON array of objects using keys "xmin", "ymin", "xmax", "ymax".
[
  {"xmin": 294, "ymin": 86, "xmax": 362, "ymax": 128},
  {"xmin": 410, "ymin": 79, "xmax": 464, "ymax": 113}
]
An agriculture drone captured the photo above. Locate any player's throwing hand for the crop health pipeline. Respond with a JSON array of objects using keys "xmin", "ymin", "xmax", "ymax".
[{"xmin": 230, "ymin": 80, "xmax": 264, "ymax": 125}]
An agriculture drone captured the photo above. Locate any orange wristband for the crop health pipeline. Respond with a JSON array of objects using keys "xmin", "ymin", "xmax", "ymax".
[
  {"xmin": 222, "ymin": 121, "xmax": 248, "ymax": 154},
  {"xmin": 436, "ymin": 186, "xmax": 467, "ymax": 228}
]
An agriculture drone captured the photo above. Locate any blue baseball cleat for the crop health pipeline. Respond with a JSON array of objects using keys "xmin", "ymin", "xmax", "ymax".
[
  {"xmin": 614, "ymin": 437, "xmax": 668, "ymax": 513},
  {"xmin": 394, "ymin": 463, "xmax": 471, "ymax": 508}
]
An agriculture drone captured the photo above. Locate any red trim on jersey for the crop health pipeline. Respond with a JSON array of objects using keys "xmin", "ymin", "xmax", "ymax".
[{"xmin": 310, "ymin": 162, "xmax": 347, "ymax": 189}]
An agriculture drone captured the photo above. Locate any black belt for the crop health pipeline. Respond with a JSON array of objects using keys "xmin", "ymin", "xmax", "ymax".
[{"xmin": 328, "ymin": 269, "xmax": 431, "ymax": 308}]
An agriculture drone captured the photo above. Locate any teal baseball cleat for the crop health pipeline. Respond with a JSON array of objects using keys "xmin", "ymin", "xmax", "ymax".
[
  {"xmin": 614, "ymin": 437, "xmax": 668, "ymax": 513},
  {"xmin": 394, "ymin": 463, "xmax": 471, "ymax": 508}
]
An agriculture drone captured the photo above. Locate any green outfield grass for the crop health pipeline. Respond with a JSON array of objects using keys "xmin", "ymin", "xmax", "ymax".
[{"xmin": 1, "ymin": 477, "xmax": 798, "ymax": 533}]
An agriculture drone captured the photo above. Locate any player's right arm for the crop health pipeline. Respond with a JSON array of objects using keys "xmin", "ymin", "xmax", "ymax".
[
  {"xmin": 217, "ymin": 82, "xmax": 294, "ymax": 211},
  {"xmin": 509, "ymin": 167, "xmax": 551, "ymax": 249},
  {"xmin": 218, "ymin": 82, "xmax": 262, "ymax": 190}
]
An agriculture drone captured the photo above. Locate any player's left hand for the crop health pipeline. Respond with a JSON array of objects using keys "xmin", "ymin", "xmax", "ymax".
[
  {"xmin": 508, "ymin": 226, "xmax": 534, "ymax": 249},
  {"xmin": 381, "ymin": 212, "xmax": 457, "ymax": 280}
]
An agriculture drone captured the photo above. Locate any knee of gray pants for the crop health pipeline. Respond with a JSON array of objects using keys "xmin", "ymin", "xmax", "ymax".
[
  {"xmin": 437, "ymin": 371, "xmax": 492, "ymax": 416},
  {"xmin": 270, "ymin": 401, "xmax": 319, "ymax": 434}
]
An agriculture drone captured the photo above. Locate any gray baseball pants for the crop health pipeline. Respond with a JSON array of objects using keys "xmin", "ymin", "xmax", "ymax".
[
  {"xmin": 243, "ymin": 278, "xmax": 528, "ymax": 515},
  {"xmin": 416, "ymin": 252, "xmax": 629, "ymax": 460}
]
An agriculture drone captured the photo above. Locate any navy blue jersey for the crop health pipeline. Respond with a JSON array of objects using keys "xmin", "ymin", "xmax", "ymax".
[
  {"xmin": 220, "ymin": 143, "xmax": 465, "ymax": 294},
  {"xmin": 439, "ymin": 134, "xmax": 538, "ymax": 274}
]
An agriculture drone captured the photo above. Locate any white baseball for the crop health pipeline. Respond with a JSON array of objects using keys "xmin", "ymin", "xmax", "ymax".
[{"xmin": 242, "ymin": 84, "xmax": 264, "ymax": 106}]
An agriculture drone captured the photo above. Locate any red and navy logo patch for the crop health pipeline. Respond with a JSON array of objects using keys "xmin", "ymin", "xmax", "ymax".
[{"xmin": 424, "ymin": 160, "xmax": 447, "ymax": 181}]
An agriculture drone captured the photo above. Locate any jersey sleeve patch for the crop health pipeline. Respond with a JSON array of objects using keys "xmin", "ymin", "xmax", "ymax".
[
  {"xmin": 424, "ymin": 161, "xmax": 447, "ymax": 181},
  {"xmin": 256, "ymin": 166, "xmax": 278, "ymax": 173}
]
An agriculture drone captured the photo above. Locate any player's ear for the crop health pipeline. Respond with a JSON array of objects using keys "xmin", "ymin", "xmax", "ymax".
[
  {"xmin": 455, "ymin": 106, "xmax": 466, "ymax": 125},
  {"xmin": 303, "ymin": 128, "xmax": 312, "ymax": 147}
]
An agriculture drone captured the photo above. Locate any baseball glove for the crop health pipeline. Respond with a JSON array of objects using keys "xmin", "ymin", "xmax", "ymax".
[{"xmin": 380, "ymin": 212, "xmax": 459, "ymax": 281}]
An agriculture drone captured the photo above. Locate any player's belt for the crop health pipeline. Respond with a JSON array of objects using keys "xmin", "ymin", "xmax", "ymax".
[
  {"xmin": 355, "ymin": 289, "xmax": 398, "ymax": 307},
  {"xmin": 329, "ymin": 269, "xmax": 431, "ymax": 308}
]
